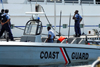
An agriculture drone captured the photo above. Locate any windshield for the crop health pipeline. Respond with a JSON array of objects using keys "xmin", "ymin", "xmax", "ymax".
[{"xmin": 24, "ymin": 23, "xmax": 37, "ymax": 35}]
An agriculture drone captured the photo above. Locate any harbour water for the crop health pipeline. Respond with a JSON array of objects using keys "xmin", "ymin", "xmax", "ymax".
[{"xmin": 0, "ymin": 60, "xmax": 94, "ymax": 67}]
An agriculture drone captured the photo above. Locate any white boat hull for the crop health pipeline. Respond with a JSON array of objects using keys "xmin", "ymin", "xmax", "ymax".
[{"xmin": 0, "ymin": 42, "xmax": 100, "ymax": 65}]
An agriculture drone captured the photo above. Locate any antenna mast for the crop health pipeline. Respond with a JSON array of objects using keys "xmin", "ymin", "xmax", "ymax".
[{"xmin": 54, "ymin": 0, "xmax": 56, "ymax": 37}]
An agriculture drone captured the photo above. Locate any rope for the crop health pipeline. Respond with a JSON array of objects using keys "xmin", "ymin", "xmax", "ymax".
[
  {"xmin": 14, "ymin": 26, "xmax": 24, "ymax": 30},
  {"xmin": 41, "ymin": 5, "xmax": 65, "ymax": 36}
]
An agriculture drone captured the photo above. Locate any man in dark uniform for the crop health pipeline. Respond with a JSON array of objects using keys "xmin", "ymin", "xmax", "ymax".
[
  {"xmin": 0, "ymin": 9, "xmax": 14, "ymax": 41},
  {"xmin": 0, "ymin": 9, "xmax": 4, "ymax": 31},
  {"xmin": 5, "ymin": 9, "xmax": 11, "ymax": 27},
  {"xmin": 0, "ymin": 9, "xmax": 4, "ymax": 20},
  {"xmin": 73, "ymin": 10, "xmax": 82, "ymax": 37}
]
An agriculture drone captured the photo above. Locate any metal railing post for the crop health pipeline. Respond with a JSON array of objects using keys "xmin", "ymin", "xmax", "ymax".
[
  {"xmin": 94, "ymin": 0, "xmax": 96, "ymax": 5},
  {"xmin": 78, "ymin": 0, "xmax": 81, "ymax": 5},
  {"xmin": 73, "ymin": 1, "xmax": 74, "ymax": 5},
  {"xmin": 62, "ymin": 0, "xmax": 65, "ymax": 5},
  {"xmin": 44, "ymin": 0, "xmax": 47, "ymax": 5}
]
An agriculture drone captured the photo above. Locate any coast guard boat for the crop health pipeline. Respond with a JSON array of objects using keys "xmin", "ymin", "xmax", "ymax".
[
  {"xmin": 0, "ymin": 10, "xmax": 100, "ymax": 66},
  {"xmin": 0, "ymin": 0, "xmax": 100, "ymax": 66}
]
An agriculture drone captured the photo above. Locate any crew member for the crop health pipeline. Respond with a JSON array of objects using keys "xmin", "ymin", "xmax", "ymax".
[
  {"xmin": 3, "ymin": 9, "xmax": 11, "ymax": 38},
  {"xmin": 0, "ymin": 9, "xmax": 4, "ymax": 21},
  {"xmin": 5, "ymin": 9, "xmax": 11, "ymax": 26},
  {"xmin": 46, "ymin": 27, "xmax": 55, "ymax": 43},
  {"xmin": 0, "ymin": 9, "xmax": 14, "ymax": 41},
  {"xmin": 0, "ymin": 9, "xmax": 4, "ymax": 31},
  {"xmin": 73, "ymin": 10, "xmax": 82, "ymax": 37}
]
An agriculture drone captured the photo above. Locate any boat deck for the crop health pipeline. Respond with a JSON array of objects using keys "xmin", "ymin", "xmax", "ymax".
[
  {"xmin": 0, "ymin": 35, "xmax": 100, "ymax": 42},
  {"xmin": 0, "ymin": 37, "xmax": 21, "ymax": 42}
]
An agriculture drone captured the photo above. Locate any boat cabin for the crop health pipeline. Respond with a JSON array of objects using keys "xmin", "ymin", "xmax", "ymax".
[{"xmin": 20, "ymin": 16, "xmax": 43, "ymax": 42}]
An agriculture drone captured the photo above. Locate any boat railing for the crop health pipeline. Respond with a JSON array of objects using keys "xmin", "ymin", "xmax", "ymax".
[
  {"xmin": 26, "ymin": 0, "xmax": 98, "ymax": 5},
  {"xmin": 1, "ymin": 0, "xmax": 100, "ymax": 5},
  {"xmin": 96, "ymin": 2, "xmax": 100, "ymax": 5}
]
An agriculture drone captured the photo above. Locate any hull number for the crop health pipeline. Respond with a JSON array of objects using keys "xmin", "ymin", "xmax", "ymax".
[{"xmin": 40, "ymin": 51, "xmax": 59, "ymax": 59}]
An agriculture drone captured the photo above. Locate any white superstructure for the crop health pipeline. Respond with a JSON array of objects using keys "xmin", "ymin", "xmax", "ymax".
[{"xmin": 0, "ymin": 0, "xmax": 100, "ymax": 37}]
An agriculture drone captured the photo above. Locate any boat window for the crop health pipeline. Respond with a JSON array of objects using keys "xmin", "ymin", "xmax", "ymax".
[
  {"xmin": 28, "ymin": 0, "xmax": 44, "ymax": 2},
  {"xmin": 27, "ymin": 0, "xmax": 62, "ymax": 3},
  {"xmin": 24, "ymin": 19, "xmax": 42, "ymax": 35},
  {"xmin": 30, "ymin": 24, "xmax": 37, "ymax": 34},
  {"xmin": 24, "ymin": 23, "xmax": 37, "ymax": 35},
  {"xmin": 36, "ymin": 22, "xmax": 42, "ymax": 35},
  {"xmin": 81, "ymin": 0, "xmax": 93, "ymax": 4},
  {"xmin": 47, "ymin": 0, "xmax": 62, "ymax": 3},
  {"xmin": 64, "ymin": 0, "xmax": 78, "ymax": 3},
  {"xmin": 37, "ymin": 25, "xmax": 41, "ymax": 34},
  {"xmin": 63, "ymin": 24, "xmax": 67, "ymax": 28},
  {"xmin": 81, "ymin": 0, "xmax": 93, "ymax": 1},
  {"xmin": 24, "ymin": 24, "xmax": 31, "ymax": 34}
]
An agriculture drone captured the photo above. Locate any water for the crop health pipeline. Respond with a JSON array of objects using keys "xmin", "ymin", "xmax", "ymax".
[{"xmin": 0, "ymin": 60, "xmax": 94, "ymax": 67}]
